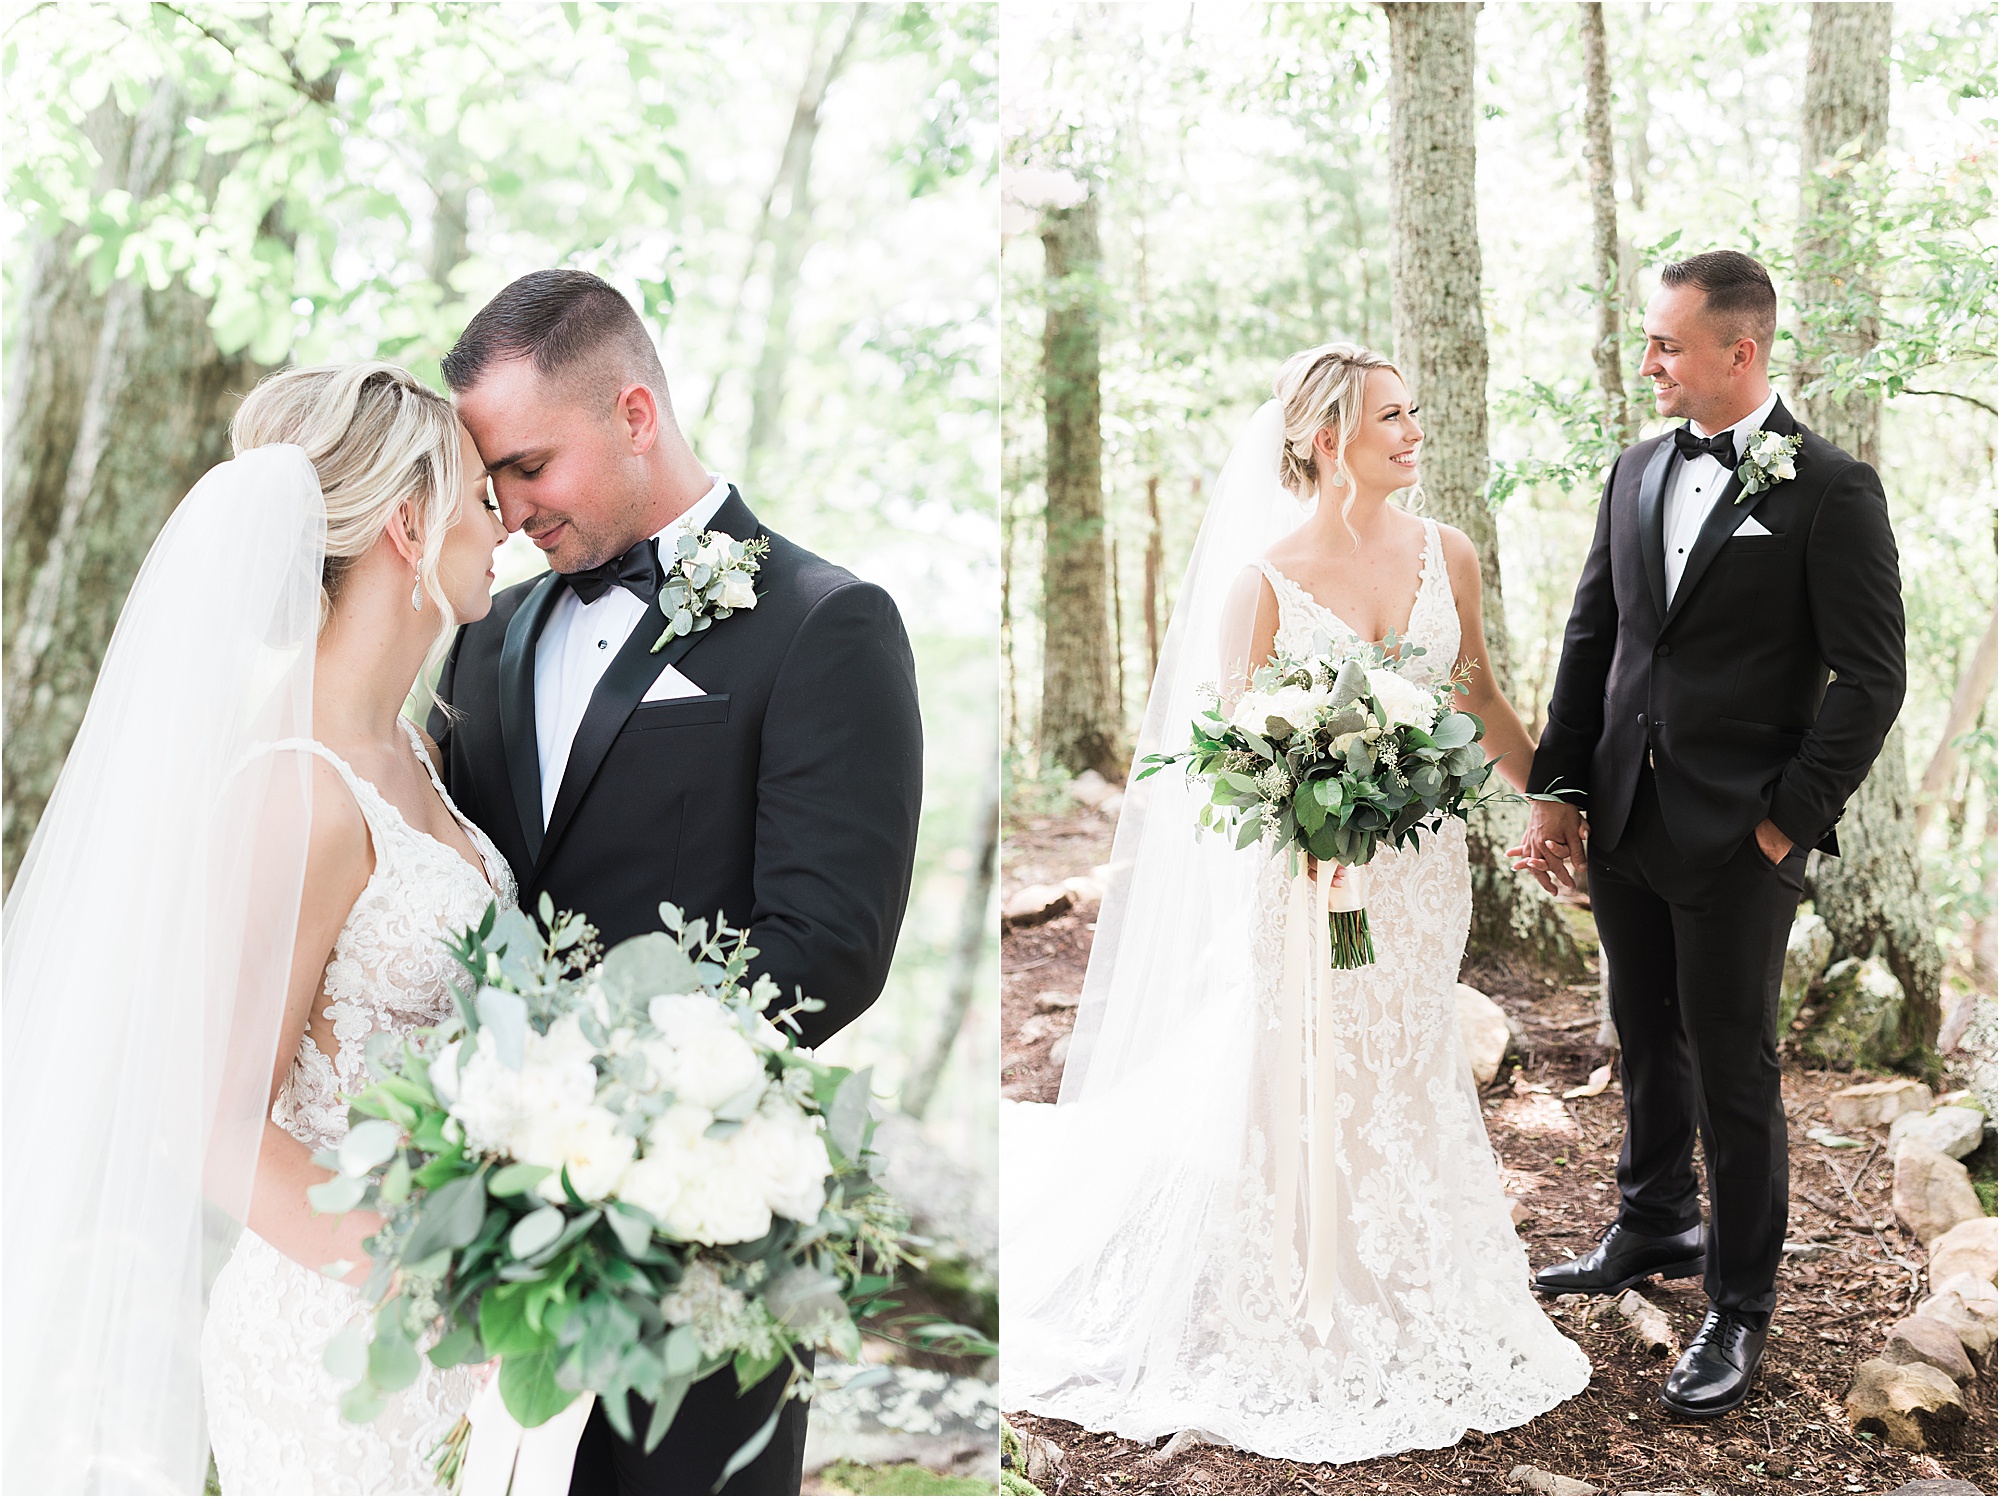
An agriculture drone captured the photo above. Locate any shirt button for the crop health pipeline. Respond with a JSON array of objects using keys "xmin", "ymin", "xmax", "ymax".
[
  {"xmin": 597, "ymin": 639, "xmax": 608, "ymax": 650},
  {"xmin": 1656, "ymin": 644, "xmax": 1671, "ymax": 658}
]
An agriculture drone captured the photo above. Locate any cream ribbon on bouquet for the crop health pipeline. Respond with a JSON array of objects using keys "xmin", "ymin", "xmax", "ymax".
[
  {"xmin": 458, "ymin": 1377, "xmax": 595, "ymax": 1496},
  {"xmin": 1271, "ymin": 855, "xmax": 1363, "ymax": 1343}
]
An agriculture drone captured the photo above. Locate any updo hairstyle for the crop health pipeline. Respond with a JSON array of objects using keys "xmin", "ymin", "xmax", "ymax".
[
  {"xmin": 1273, "ymin": 342, "xmax": 1404, "ymax": 505},
  {"xmin": 229, "ymin": 361, "xmax": 467, "ymax": 708}
]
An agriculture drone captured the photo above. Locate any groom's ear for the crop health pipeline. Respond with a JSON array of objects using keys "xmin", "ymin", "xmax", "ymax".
[{"xmin": 613, "ymin": 382, "xmax": 661, "ymax": 457}]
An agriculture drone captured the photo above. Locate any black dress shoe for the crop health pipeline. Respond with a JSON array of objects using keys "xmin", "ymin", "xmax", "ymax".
[
  {"xmin": 1532, "ymin": 1221, "xmax": 1705, "ymax": 1297},
  {"xmin": 1660, "ymin": 1306, "xmax": 1768, "ymax": 1418}
]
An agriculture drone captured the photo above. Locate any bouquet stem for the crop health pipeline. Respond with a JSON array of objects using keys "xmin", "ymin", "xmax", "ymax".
[
  {"xmin": 1328, "ymin": 910, "xmax": 1375, "ymax": 969},
  {"xmin": 429, "ymin": 1414, "xmax": 471, "ymax": 1492}
]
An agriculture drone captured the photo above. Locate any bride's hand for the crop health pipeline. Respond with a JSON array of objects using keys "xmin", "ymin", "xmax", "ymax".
[{"xmin": 1303, "ymin": 855, "xmax": 1347, "ymax": 887}]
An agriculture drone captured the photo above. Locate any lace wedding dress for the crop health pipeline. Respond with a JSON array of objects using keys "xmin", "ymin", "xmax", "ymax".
[
  {"xmin": 1004, "ymin": 518, "xmax": 1590, "ymax": 1463},
  {"xmin": 202, "ymin": 719, "xmax": 517, "ymax": 1495}
]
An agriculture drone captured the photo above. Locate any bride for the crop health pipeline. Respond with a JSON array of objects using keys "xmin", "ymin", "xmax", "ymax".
[
  {"xmin": 1001, "ymin": 343, "xmax": 1591, "ymax": 1463},
  {"xmin": 3, "ymin": 363, "xmax": 510, "ymax": 1493}
]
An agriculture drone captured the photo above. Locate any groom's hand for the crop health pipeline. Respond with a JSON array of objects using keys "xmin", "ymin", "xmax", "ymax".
[
  {"xmin": 1754, "ymin": 817, "xmax": 1794, "ymax": 865},
  {"xmin": 1510, "ymin": 801, "xmax": 1587, "ymax": 894}
]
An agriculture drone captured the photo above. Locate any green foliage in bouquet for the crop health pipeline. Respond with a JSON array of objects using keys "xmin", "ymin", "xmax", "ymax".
[
  {"xmin": 305, "ymin": 896, "xmax": 934, "ymax": 1483},
  {"xmin": 1137, "ymin": 635, "xmax": 1498, "ymax": 868}
]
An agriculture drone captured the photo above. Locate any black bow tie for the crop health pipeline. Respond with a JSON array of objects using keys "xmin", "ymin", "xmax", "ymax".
[
  {"xmin": 560, "ymin": 539, "xmax": 661, "ymax": 605},
  {"xmin": 1673, "ymin": 427, "xmax": 1737, "ymax": 467}
]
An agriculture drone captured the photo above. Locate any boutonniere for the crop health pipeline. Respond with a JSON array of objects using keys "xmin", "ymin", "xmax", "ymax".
[
  {"xmin": 1735, "ymin": 431, "xmax": 1802, "ymax": 503},
  {"xmin": 650, "ymin": 530, "xmax": 770, "ymax": 652}
]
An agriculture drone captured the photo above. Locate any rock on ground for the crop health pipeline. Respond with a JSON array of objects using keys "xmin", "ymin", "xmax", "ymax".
[
  {"xmin": 1003, "ymin": 884, "xmax": 1074, "ymax": 928},
  {"xmin": 1506, "ymin": 1463, "xmax": 1599, "ymax": 1495},
  {"xmin": 803, "ymin": 1364, "xmax": 998, "ymax": 1478},
  {"xmin": 1457, "ymin": 983, "xmax": 1512, "ymax": 1087},
  {"xmin": 1828, "ymin": 1077, "xmax": 1935, "ymax": 1131},
  {"xmin": 1928, "ymin": 1217, "xmax": 1998, "ymax": 1290},
  {"xmin": 1802, "ymin": 958, "xmax": 1912, "ymax": 1071},
  {"xmin": 1844, "ymin": 1357, "xmax": 1968, "ymax": 1452},
  {"xmin": 1893, "ymin": 1145, "xmax": 1986, "ymax": 1246},
  {"xmin": 1891, "ymin": 1105, "xmax": 1986, "ymax": 1162},
  {"xmin": 869, "ymin": 1111, "xmax": 997, "ymax": 1289},
  {"xmin": 1781, "ymin": 912, "xmax": 1833, "ymax": 1030},
  {"xmin": 1887, "ymin": 1481, "xmax": 1987, "ymax": 1495},
  {"xmin": 1913, "ymin": 1277, "xmax": 1998, "ymax": 1362},
  {"xmin": 1615, "ymin": 1288, "xmax": 1676, "ymax": 1358},
  {"xmin": 1883, "ymin": 1313, "xmax": 1977, "ymax": 1382}
]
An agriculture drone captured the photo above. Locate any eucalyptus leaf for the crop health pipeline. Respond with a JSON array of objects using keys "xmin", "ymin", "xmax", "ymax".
[
  {"xmin": 337, "ymin": 1118, "xmax": 402, "ymax": 1177},
  {"xmin": 306, "ymin": 1172, "xmax": 368, "ymax": 1215},
  {"xmin": 323, "ymin": 1322, "xmax": 370, "ymax": 1383},
  {"xmin": 509, "ymin": 1205, "xmax": 566, "ymax": 1260},
  {"xmin": 824, "ymin": 1068, "xmax": 873, "ymax": 1166},
  {"xmin": 491, "ymin": 1162, "xmax": 554, "ymax": 1197},
  {"xmin": 476, "ymin": 986, "xmax": 529, "ymax": 1070},
  {"xmin": 401, "ymin": 1171, "xmax": 488, "ymax": 1263}
]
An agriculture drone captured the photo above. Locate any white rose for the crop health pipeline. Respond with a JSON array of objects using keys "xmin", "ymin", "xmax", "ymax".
[
  {"xmin": 1365, "ymin": 668, "xmax": 1437, "ymax": 731},
  {"xmin": 669, "ymin": 1026, "xmax": 768, "ymax": 1114},
  {"xmin": 1230, "ymin": 684, "xmax": 1325, "ymax": 739},
  {"xmin": 526, "ymin": 1105, "xmax": 637, "ymax": 1204},
  {"xmin": 664, "ymin": 1161, "xmax": 772, "ymax": 1246},
  {"xmin": 694, "ymin": 535, "xmax": 729, "ymax": 569},
  {"xmin": 430, "ymin": 1038, "xmax": 463, "ymax": 1105},
  {"xmin": 719, "ymin": 576, "xmax": 758, "ymax": 611},
  {"xmin": 649, "ymin": 992, "xmax": 722, "ymax": 1044},
  {"xmin": 729, "ymin": 1106, "xmax": 832, "ymax": 1225}
]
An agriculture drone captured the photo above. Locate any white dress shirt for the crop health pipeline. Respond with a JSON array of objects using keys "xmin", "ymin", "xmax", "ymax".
[
  {"xmin": 1661, "ymin": 388, "xmax": 1778, "ymax": 604},
  {"xmin": 533, "ymin": 475, "xmax": 732, "ymax": 826}
]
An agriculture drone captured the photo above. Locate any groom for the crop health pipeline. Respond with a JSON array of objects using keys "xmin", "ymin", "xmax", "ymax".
[
  {"xmin": 1516, "ymin": 251, "xmax": 1904, "ymax": 1418},
  {"xmin": 431, "ymin": 269, "xmax": 924, "ymax": 1492}
]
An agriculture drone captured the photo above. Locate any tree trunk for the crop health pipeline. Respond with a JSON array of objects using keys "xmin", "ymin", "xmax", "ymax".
[
  {"xmin": 1914, "ymin": 611, "xmax": 1996, "ymax": 841},
  {"xmin": 1580, "ymin": 3, "xmax": 1634, "ymax": 447},
  {"xmin": 3, "ymin": 84, "xmax": 275, "ymax": 889},
  {"xmin": 741, "ymin": 4, "xmax": 869, "ymax": 485},
  {"xmin": 1381, "ymin": 0, "xmax": 1582, "ymax": 976},
  {"xmin": 1038, "ymin": 194, "xmax": 1122, "ymax": 778},
  {"xmin": 902, "ymin": 754, "xmax": 999, "ymax": 1120},
  {"xmin": 1144, "ymin": 474, "xmax": 1164, "ymax": 679},
  {"xmin": 1795, "ymin": 1, "xmax": 1940, "ymax": 1069}
]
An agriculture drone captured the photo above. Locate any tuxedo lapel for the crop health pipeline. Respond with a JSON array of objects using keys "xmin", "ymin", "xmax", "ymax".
[
  {"xmin": 1635, "ymin": 439, "xmax": 1674, "ymax": 627},
  {"xmin": 500, "ymin": 572, "xmax": 564, "ymax": 865},
  {"xmin": 535, "ymin": 488, "xmax": 767, "ymax": 875},
  {"xmin": 1661, "ymin": 397, "xmax": 1798, "ymax": 633}
]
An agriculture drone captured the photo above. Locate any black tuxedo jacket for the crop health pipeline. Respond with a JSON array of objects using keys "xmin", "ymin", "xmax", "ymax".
[
  {"xmin": 431, "ymin": 489, "xmax": 923, "ymax": 1048},
  {"xmin": 1527, "ymin": 395, "xmax": 1904, "ymax": 868}
]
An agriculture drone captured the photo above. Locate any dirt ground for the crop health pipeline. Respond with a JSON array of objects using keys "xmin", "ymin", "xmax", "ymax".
[{"xmin": 1002, "ymin": 802, "xmax": 1999, "ymax": 1497}]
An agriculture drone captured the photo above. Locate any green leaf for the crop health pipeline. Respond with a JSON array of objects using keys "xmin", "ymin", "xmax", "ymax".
[
  {"xmin": 428, "ymin": 1322, "xmax": 485, "ymax": 1369},
  {"xmin": 402, "ymin": 1171, "xmax": 488, "ymax": 1263},
  {"xmin": 600, "ymin": 932, "xmax": 698, "ymax": 1007},
  {"xmin": 378, "ymin": 1155, "xmax": 413, "ymax": 1207},
  {"xmin": 661, "ymin": 1323, "xmax": 702, "ymax": 1379},
  {"xmin": 481, "ymin": 1282, "xmax": 558, "ymax": 1358},
  {"xmin": 1430, "ymin": 713, "xmax": 1477, "ymax": 751},
  {"xmin": 1233, "ymin": 815, "xmax": 1263, "ymax": 851},
  {"xmin": 323, "ymin": 1322, "xmax": 369, "ymax": 1383},
  {"xmin": 476, "ymin": 986, "xmax": 528, "ymax": 1069},
  {"xmin": 338, "ymin": 1118, "xmax": 403, "ymax": 1176},
  {"xmin": 307, "ymin": 1173, "xmax": 367, "ymax": 1215},
  {"xmin": 498, "ymin": 1343, "xmax": 580, "ymax": 1427},
  {"xmin": 717, "ymin": 1395, "xmax": 788, "ymax": 1487},
  {"xmin": 825, "ymin": 1068, "xmax": 873, "ymax": 1167},
  {"xmin": 368, "ymin": 1323, "xmax": 421, "ymax": 1393},
  {"xmin": 641, "ymin": 1373, "xmax": 694, "ymax": 1453},
  {"xmin": 605, "ymin": 1200, "xmax": 656, "ymax": 1258},
  {"xmin": 491, "ymin": 1162, "xmax": 554, "ymax": 1197},
  {"xmin": 510, "ymin": 1205, "xmax": 566, "ymax": 1260}
]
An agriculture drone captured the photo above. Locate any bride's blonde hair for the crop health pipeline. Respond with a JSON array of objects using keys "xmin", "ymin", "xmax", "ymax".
[
  {"xmin": 230, "ymin": 362, "xmax": 466, "ymax": 711},
  {"xmin": 1274, "ymin": 342, "xmax": 1405, "ymax": 534}
]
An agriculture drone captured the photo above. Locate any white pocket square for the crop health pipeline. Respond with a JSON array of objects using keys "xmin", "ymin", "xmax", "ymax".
[
  {"xmin": 641, "ymin": 662, "xmax": 704, "ymax": 702},
  {"xmin": 1734, "ymin": 512, "xmax": 1772, "ymax": 537}
]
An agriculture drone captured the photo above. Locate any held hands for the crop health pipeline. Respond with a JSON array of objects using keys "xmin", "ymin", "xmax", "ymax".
[
  {"xmin": 1302, "ymin": 855, "xmax": 1350, "ymax": 889},
  {"xmin": 1509, "ymin": 801, "xmax": 1587, "ymax": 894}
]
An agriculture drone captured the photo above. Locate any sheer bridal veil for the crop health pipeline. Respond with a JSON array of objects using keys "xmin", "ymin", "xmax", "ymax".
[
  {"xmin": 1057, "ymin": 400, "xmax": 1312, "ymax": 1106},
  {"xmin": 3, "ymin": 445, "xmax": 325, "ymax": 1494}
]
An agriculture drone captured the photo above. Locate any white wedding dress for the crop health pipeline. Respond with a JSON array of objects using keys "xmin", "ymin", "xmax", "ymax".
[
  {"xmin": 1003, "ymin": 516, "xmax": 1591, "ymax": 1463},
  {"xmin": 202, "ymin": 719, "xmax": 517, "ymax": 1495}
]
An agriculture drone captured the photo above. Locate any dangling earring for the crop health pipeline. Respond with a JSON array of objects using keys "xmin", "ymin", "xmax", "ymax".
[
  {"xmin": 411, "ymin": 572, "xmax": 424, "ymax": 612},
  {"xmin": 1329, "ymin": 470, "xmax": 1348, "ymax": 488}
]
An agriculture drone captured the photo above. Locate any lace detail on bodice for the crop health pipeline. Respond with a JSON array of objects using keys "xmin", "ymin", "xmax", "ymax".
[
  {"xmin": 202, "ymin": 719, "xmax": 514, "ymax": 1495},
  {"xmin": 1005, "ymin": 515, "xmax": 1588, "ymax": 1461},
  {"xmin": 271, "ymin": 719, "xmax": 517, "ymax": 1152},
  {"xmin": 1258, "ymin": 517, "xmax": 1460, "ymax": 685}
]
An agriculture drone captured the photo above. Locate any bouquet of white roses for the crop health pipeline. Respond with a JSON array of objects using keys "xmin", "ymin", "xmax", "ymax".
[
  {"xmin": 1138, "ymin": 635, "xmax": 1496, "ymax": 968},
  {"xmin": 308, "ymin": 897, "xmax": 928, "ymax": 1487}
]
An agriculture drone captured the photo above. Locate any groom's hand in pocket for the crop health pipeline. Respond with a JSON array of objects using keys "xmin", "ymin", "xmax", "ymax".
[{"xmin": 1511, "ymin": 802, "xmax": 1587, "ymax": 894}]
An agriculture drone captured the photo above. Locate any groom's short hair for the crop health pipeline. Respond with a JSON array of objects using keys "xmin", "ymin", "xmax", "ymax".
[
  {"xmin": 1659, "ymin": 251, "xmax": 1777, "ymax": 357},
  {"xmin": 442, "ymin": 269, "xmax": 672, "ymax": 416}
]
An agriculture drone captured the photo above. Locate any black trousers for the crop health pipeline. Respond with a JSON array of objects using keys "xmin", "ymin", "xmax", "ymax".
[
  {"xmin": 567, "ymin": 1355, "xmax": 809, "ymax": 1496},
  {"xmin": 1588, "ymin": 765, "xmax": 1804, "ymax": 1319}
]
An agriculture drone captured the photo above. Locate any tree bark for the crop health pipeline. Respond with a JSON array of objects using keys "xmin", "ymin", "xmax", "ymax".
[
  {"xmin": 741, "ymin": 4, "xmax": 869, "ymax": 485},
  {"xmin": 902, "ymin": 754, "xmax": 999, "ymax": 1120},
  {"xmin": 1381, "ymin": 0, "xmax": 1582, "ymax": 975},
  {"xmin": 2, "ymin": 82, "xmax": 274, "ymax": 888},
  {"xmin": 1038, "ymin": 194, "xmax": 1122, "ymax": 778},
  {"xmin": 1144, "ymin": 474, "xmax": 1164, "ymax": 679},
  {"xmin": 1794, "ymin": 1, "xmax": 1941, "ymax": 1068},
  {"xmin": 1915, "ymin": 611, "xmax": 1998, "ymax": 840},
  {"xmin": 1580, "ymin": 3, "xmax": 1634, "ymax": 447}
]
